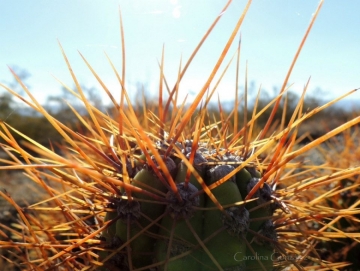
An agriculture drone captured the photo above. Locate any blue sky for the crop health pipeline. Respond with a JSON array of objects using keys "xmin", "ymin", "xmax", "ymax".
[{"xmin": 1, "ymin": 0, "xmax": 360, "ymax": 106}]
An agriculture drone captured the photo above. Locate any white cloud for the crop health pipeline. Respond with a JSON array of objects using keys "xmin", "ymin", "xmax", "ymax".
[{"xmin": 172, "ymin": 6, "xmax": 181, "ymax": 19}]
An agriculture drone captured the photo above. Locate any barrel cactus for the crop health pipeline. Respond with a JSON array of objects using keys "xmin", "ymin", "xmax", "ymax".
[
  {"xmin": 1, "ymin": 1, "xmax": 360, "ymax": 271},
  {"xmin": 97, "ymin": 140, "xmax": 279, "ymax": 270}
]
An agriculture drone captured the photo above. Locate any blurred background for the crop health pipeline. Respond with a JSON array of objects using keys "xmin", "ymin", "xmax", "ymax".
[{"xmin": 1, "ymin": 0, "xmax": 359, "ymax": 104}]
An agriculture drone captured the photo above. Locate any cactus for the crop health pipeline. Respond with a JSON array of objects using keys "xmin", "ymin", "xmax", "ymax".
[
  {"xmin": 98, "ymin": 141, "xmax": 277, "ymax": 270},
  {"xmin": 1, "ymin": 1, "xmax": 360, "ymax": 271}
]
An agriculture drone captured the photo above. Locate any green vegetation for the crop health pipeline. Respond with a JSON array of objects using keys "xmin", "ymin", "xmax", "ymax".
[{"xmin": 0, "ymin": 87, "xmax": 356, "ymax": 150}]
